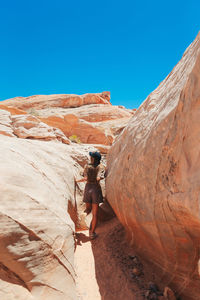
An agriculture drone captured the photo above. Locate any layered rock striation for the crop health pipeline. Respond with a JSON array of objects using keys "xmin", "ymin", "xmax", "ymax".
[
  {"xmin": 1, "ymin": 91, "xmax": 111, "ymax": 110},
  {"xmin": 0, "ymin": 109, "xmax": 70, "ymax": 144},
  {"xmin": 106, "ymin": 32, "xmax": 200, "ymax": 299},
  {"xmin": 0, "ymin": 91, "xmax": 129, "ymax": 299},
  {"xmin": 1, "ymin": 92, "xmax": 134, "ymax": 147},
  {"xmin": 0, "ymin": 134, "xmax": 97, "ymax": 300}
]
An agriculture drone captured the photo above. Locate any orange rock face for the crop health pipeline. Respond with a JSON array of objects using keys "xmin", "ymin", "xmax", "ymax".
[
  {"xmin": 106, "ymin": 32, "xmax": 200, "ymax": 300},
  {"xmin": 0, "ymin": 104, "xmax": 27, "ymax": 115},
  {"xmin": 2, "ymin": 92, "xmax": 111, "ymax": 110},
  {"xmin": 39, "ymin": 114, "xmax": 114, "ymax": 145},
  {"xmin": 1, "ymin": 92, "xmax": 133, "ymax": 146},
  {"xmin": 37, "ymin": 104, "xmax": 133, "ymax": 145},
  {"xmin": 12, "ymin": 114, "xmax": 70, "ymax": 144},
  {"xmin": 0, "ymin": 108, "xmax": 70, "ymax": 144}
]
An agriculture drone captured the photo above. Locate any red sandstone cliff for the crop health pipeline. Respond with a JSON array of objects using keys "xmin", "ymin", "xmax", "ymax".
[{"xmin": 106, "ymin": 32, "xmax": 200, "ymax": 300}]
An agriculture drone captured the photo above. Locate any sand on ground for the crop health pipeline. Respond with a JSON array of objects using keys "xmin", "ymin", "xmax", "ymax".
[{"xmin": 74, "ymin": 217, "xmax": 146, "ymax": 300}]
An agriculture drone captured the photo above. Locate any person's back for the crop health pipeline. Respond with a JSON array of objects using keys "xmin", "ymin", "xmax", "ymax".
[
  {"xmin": 84, "ymin": 163, "xmax": 105, "ymax": 184},
  {"xmin": 75, "ymin": 151, "xmax": 104, "ymax": 239},
  {"xmin": 85, "ymin": 163, "xmax": 99, "ymax": 183}
]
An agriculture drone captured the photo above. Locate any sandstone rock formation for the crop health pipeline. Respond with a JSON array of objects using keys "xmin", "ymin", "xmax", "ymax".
[
  {"xmin": 37, "ymin": 104, "xmax": 132, "ymax": 145},
  {"xmin": 11, "ymin": 114, "xmax": 70, "ymax": 144},
  {"xmin": 36, "ymin": 104, "xmax": 132, "ymax": 122},
  {"xmin": 0, "ymin": 87, "xmax": 135, "ymax": 300},
  {"xmin": 1, "ymin": 92, "xmax": 111, "ymax": 110},
  {"xmin": 39, "ymin": 114, "xmax": 114, "ymax": 145},
  {"xmin": 0, "ymin": 109, "xmax": 15, "ymax": 137},
  {"xmin": 0, "ymin": 104, "xmax": 28, "ymax": 115},
  {"xmin": 106, "ymin": 32, "xmax": 200, "ymax": 300},
  {"xmin": 0, "ymin": 93, "xmax": 111, "ymax": 299},
  {"xmin": 0, "ymin": 108, "xmax": 70, "ymax": 144},
  {"xmin": 0, "ymin": 134, "xmax": 97, "ymax": 300},
  {"xmin": 1, "ymin": 93, "xmax": 133, "ymax": 147}
]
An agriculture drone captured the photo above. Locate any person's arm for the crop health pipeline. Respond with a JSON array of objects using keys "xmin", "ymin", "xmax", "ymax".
[
  {"xmin": 97, "ymin": 164, "xmax": 107, "ymax": 182},
  {"xmin": 75, "ymin": 177, "xmax": 87, "ymax": 183},
  {"xmin": 75, "ymin": 164, "xmax": 88, "ymax": 183}
]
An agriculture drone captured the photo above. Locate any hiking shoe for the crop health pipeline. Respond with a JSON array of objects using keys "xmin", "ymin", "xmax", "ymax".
[{"xmin": 89, "ymin": 232, "xmax": 98, "ymax": 240}]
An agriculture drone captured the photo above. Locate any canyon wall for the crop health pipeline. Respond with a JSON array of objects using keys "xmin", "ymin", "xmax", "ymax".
[
  {"xmin": 106, "ymin": 32, "xmax": 200, "ymax": 299},
  {"xmin": 0, "ymin": 90, "xmax": 130, "ymax": 299},
  {"xmin": 0, "ymin": 135, "xmax": 79, "ymax": 300},
  {"xmin": 0, "ymin": 132, "xmax": 98, "ymax": 300}
]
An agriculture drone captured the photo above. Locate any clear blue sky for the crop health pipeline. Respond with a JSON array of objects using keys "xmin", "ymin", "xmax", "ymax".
[{"xmin": 0, "ymin": 0, "xmax": 199, "ymax": 108}]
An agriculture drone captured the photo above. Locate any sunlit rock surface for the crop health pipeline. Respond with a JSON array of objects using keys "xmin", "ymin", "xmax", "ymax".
[
  {"xmin": 0, "ymin": 109, "xmax": 15, "ymax": 137},
  {"xmin": 1, "ymin": 92, "xmax": 111, "ymax": 110},
  {"xmin": 1, "ymin": 92, "xmax": 134, "ymax": 146},
  {"xmin": 11, "ymin": 114, "xmax": 70, "ymax": 144},
  {"xmin": 0, "ymin": 134, "xmax": 99, "ymax": 300},
  {"xmin": 0, "ymin": 89, "xmax": 134, "ymax": 299},
  {"xmin": 106, "ymin": 32, "xmax": 200, "ymax": 299}
]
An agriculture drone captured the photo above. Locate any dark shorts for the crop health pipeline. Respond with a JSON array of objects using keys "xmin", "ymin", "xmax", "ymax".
[{"xmin": 83, "ymin": 183, "xmax": 103, "ymax": 204}]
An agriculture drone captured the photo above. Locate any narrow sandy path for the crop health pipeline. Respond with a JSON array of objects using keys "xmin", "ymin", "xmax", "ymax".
[
  {"xmin": 74, "ymin": 218, "xmax": 146, "ymax": 300},
  {"xmin": 75, "ymin": 229, "xmax": 101, "ymax": 300}
]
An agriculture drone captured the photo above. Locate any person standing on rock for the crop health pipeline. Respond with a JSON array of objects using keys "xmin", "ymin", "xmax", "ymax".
[{"xmin": 75, "ymin": 151, "xmax": 104, "ymax": 239}]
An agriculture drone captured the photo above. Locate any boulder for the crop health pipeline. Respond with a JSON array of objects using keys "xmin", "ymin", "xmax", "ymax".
[
  {"xmin": 0, "ymin": 136, "xmax": 82, "ymax": 300},
  {"xmin": 0, "ymin": 135, "xmax": 97, "ymax": 300},
  {"xmin": 106, "ymin": 32, "xmax": 200, "ymax": 299}
]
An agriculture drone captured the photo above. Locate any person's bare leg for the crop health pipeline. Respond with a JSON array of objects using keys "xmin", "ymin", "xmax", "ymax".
[
  {"xmin": 91, "ymin": 203, "xmax": 99, "ymax": 233},
  {"xmin": 84, "ymin": 202, "xmax": 92, "ymax": 214}
]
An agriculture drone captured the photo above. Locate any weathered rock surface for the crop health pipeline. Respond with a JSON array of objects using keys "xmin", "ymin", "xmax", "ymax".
[
  {"xmin": 39, "ymin": 114, "xmax": 114, "ymax": 145},
  {"xmin": 0, "ymin": 104, "xmax": 28, "ymax": 115},
  {"xmin": 0, "ymin": 109, "xmax": 15, "ymax": 137},
  {"xmin": 24, "ymin": 104, "xmax": 132, "ymax": 146},
  {"xmin": 36, "ymin": 104, "xmax": 132, "ymax": 145},
  {"xmin": 0, "ymin": 91, "xmax": 134, "ymax": 299},
  {"xmin": 0, "ymin": 135, "xmax": 96, "ymax": 300},
  {"xmin": 11, "ymin": 114, "xmax": 70, "ymax": 144},
  {"xmin": 2, "ymin": 92, "xmax": 111, "ymax": 110},
  {"xmin": 34, "ymin": 104, "xmax": 132, "ymax": 122},
  {"xmin": 92, "ymin": 117, "xmax": 132, "ymax": 137},
  {"xmin": 106, "ymin": 32, "xmax": 200, "ymax": 299},
  {"xmin": 0, "ymin": 109, "xmax": 71, "ymax": 144},
  {"xmin": 1, "ymin": 93, "xmax": 134, "ymax": 146}
]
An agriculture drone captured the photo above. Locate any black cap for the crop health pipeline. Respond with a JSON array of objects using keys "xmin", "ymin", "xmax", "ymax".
[{"xmin": 89, "ymin": 151, "xmax": 101, "ymax": 160}]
